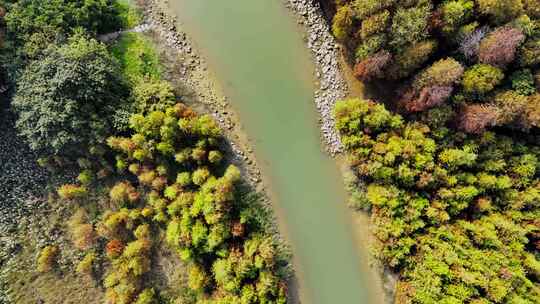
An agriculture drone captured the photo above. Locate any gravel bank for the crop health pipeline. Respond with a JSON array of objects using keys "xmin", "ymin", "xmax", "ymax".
[
  {"xmin": 285, "ymin": 1, "xmax": 397, "ymax": 302},
  {"xmin": 143, "ymin": 0, "xmax": 265, "ymax": 189},
  {"xmin": 285, "ymin": 0, "xmax": 346, "ymax": 155}
]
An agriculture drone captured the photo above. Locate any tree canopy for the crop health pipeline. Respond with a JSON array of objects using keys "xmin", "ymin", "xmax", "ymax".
[{"xmin": 12, "ymin": 34, "xmax": 127, "ymax": 155}]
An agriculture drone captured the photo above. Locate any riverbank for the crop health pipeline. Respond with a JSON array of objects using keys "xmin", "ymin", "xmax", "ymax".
[
  {"xmin": 284, "ymin": 0, "xmax": 346, "ymax": 155},
  {"xmin": 141, "ymin": 0, "xmax": 267, "ymax": 191},
  {"xmin": 284, "ymin": 1, "xmax": 396, "ymax": 302}
]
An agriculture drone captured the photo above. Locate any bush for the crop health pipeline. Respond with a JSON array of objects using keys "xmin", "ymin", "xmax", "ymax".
[
  {"xmin": 511, "ymin": 69, "xmax": 536, "ymax": 96},
  {"xmin": 439, "ymin": 0, "xmax": 475, "ymax": 35},
  {"xmin": 132, "ymin": 78, "xmax": 176, "ymax": 114},
  {"xmin": 476, "ymin": 0, "xmax": 524, "ymax": 24},
  {"xmin": 76, "ymin": 252, "xmax": 96, "ymax": 275},
  {"xmin": 360, "ymin": 10, "xmax": 390, "ymax": 39},
  {"xmin": 354, "ymin": 50, "xmax": 392, "ymax": 81},
  {"xmin": 37, "ymin": 245, "xmax": 58, "ymax": 273},
  {"xmin": 459, "ymin": 25, "xmax": 490, "ymax": 59},
  {"xmin": 385, "ymin": 40, "xmax": 437, "ymax": 79},
  {"xmin": 332, "ymin": 5, "xmax": 354, "ymax": 41},
  {"xmin": 458, "ymin": 104, "xmax": 500, "ymax": 133},
  {"xmin": 109, "ymin": 181, "xmax": 139, "ymax": 206},
  {"xmin": 355, "ymin": 0, "xmax": 395, "ymax": 19},
  {"xmin": 355, "ymin": 34, "xmax": 387, "ymax": 61},
  {"xmin": 389, "ymin": 4, "xmax": 431, "ymax": 51},
  {"xmin": 12, "ymin": 34, "xmax": 127, "ymax": 155},
  {"xmin": 5, "ymin": 0, "xmax": 122, "ymax": 47},
  {"xmin": 478, "ymin": 27, "xmax": 525, "ymax": 67},
  {"xmin": 402, "ymin": 86, "xmax": 454, "ymax": 112},
  {"xmin": 412, "ymin": 58, "xmax": 464, "ymax": 90},
  {"xmin": 461, "ymin": 64, "xmax": 504, "ymax": 95},
  {"xmin": 58, "ymin": 184, "xmax": 88, "ymax": 200},
  {"xmin": 519, "ymin": 38, "xmax": 540, "ymax": 66}
]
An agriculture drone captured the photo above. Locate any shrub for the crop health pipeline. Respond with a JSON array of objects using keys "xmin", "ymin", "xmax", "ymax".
[
  {"xmin": 37, "ymin": 245, "xmax": 58, "ymax": 273},
  {"xmin": 519, "ymin": 38, "xmax": 540, "ymax": 66},
  {"xmin": 412, "ymin": 58, "xmax": 464, "ymax": 90},
  {"xmin": 355, "ymin": 34, "xmax": 387, "ymax": 61},
  {"xmin": 12, "ymin": 34, "xmax": 127, "ymax": 155},
  {"xmin": 116, "ymin": 0, "xmax": 144, "ymax": 29},
  {"xmin": 5, "ymin": 0, "xmax": 122, "ymax": 46},
  {"xmin": 355, "ymin": 0, "xmax": 395, "ymax": 20},
  {"xmin": 110, "ymin": 182, "xmax": 139, "ymax": 206},
  {"xmin": 106, "ymin": 239, "xmax": 125, "ymax": 259},
  {"xmin": 360, "ymin": 10, "xmax": 390, "ymax": 39},
  {"xmin": 403, "ymin": 86, "xmax": 454, "ymax": 112},
  {"xmin": 459, "ymin": 26, "xmax": 489, "ymax": 59},
  {"xmin": 389, "ymin": 4, "xmax": 431, "ymax": 51},
  {"xmin": 478, "ymin": 27, "xmax": 525, "ymax": 67},
  {"xmin": 77, "ymin": 170, "xmax": 94, "ymax": 185},
  {"xmin": 511, "ymin": 69, "xmax": 536, "ymax": 96},
  {"xmin": 524, "ymin": 0, "xmax": 540, "ymax": 18},
  {"xmin": 476, "ymin": 0, "xmax": 524, "ymax": 24},
  {"xmin": 76, "ymin": 252, "xmax": 96, "ymax": 275},
  {"xmin": 458, "ymin": 104, "xmax": 500, "ymax": 133},
  {"xmin": 439, "ymin": 0, "xmax": 475, "ymax": 35},
  {"xmin": 111, "ymin": 32, "xmax": 162, "ymax": 82},
  {"xmin": 385, "ymin": 40, "xmax": 437, "ymax": 79},
  {"xmin": 462, "ymin": 64, "xmax": 504, "ymax": 95},
  {"xmin": 493, "ymin": 90, "xmax": 528, "ymax": 124},
  {"xmin": 58, "ymin": 184, "xmax": 88, "ymax": 200},
  {"xmin": 132, "ymin": 78, "xmax": 176, "ymax": 114},
  {"xmin": 522, "ymin": 94, "xmax": 540, "ymax": 129},
  {"xmin": 70, "ymin": 223, "xmax": 96, "ymax": 250},
  {"xmin": 332, "ymin": 5, "xmax": 354, "ymax": 41},
  {"xmin": 354, "ymin": 50, "xmax": 392, "ymax": 81},
  {"xmin": 134, "ymin": 288, "xmax": 156, "ymax": 304}
]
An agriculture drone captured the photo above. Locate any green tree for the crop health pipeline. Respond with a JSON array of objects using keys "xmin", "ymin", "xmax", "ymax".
[
  {"xmin": 461, "ymin": 64, "xmax": 504, "ymax": 95},
  {"xmin": 12, "ymin": 34, "xmax": 127, "ymax": 155}
]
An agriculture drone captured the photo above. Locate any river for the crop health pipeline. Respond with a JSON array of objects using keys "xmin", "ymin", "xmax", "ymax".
[{"xmin": 165, "ymin": 1, "xmax": 380, "ymax": 303}]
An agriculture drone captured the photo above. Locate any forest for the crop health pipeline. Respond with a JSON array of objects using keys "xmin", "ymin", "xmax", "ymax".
[
  {"xmin": 331, "ymin": 0, "xmax": 540, "ymax": 303},
  {"xmin": 0, "ymin": 1, "xmax": 289, "ymax": 303}
]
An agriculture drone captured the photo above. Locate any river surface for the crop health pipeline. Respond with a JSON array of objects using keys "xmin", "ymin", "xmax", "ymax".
[{"xmin": 167, "ymin": 1, "xmax": 378, "ymax": 303}]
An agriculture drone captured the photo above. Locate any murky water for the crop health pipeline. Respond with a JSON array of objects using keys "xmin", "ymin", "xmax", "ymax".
[{"xmin": 167, "ymin": 1, "xmax": 380, "ymax": 303}]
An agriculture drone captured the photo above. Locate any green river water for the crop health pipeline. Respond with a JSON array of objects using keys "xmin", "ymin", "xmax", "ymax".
[{"xmin": 167, "ymin": 1, "xmax": 378, "ymax": 303}]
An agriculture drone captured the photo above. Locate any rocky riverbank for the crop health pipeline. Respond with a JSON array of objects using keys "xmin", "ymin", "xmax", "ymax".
[
  {"xmin": 285, "ymin": 1, "xmax": 397, "ymax": 303},
  {"xmin": 143, "ymin": 0, "xmax": 266, "ymax": 190},
  {"xmin": 285, "ymin": 0, "xmax": 346, "ymax": 155}
]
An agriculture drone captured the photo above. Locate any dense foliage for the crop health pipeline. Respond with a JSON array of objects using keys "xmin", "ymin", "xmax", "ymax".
[
  {"xmin": 2, "ymin": 1, "xmax": 290, "ymax": 302},
  {"xmin": 12, "ymin": 34, "xmax": 127, "ymax": 155},
  {"xmin": 332, "ymin": 0, "xmax": 540, "ymax": 133},
  {"xmin": 3, "ymin": 0, "xmax": 122, "ymax": 51},
  {"xmin": 100, "ymin": 103, "xmax": 289, "ymax": 304},
  {"xmin": 335, "ymin": 98, "xmax": 540, "ymax": 303}
]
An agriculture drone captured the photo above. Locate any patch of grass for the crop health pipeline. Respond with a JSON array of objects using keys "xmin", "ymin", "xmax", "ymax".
[
  {"xmin": 110, "ymin": 32, "xmax": 162, "ymax": 82},
  {"xmin": 115, "ymin": 0, "xmax": 144, "ymax": 29}
]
